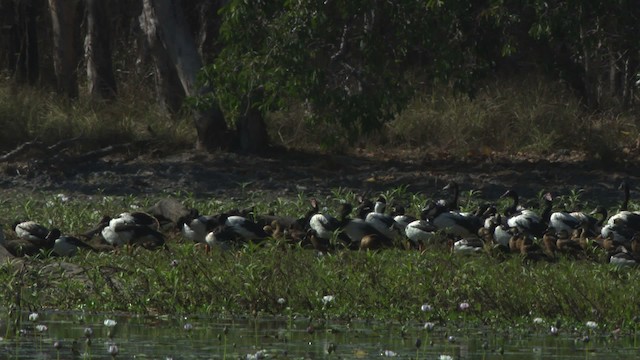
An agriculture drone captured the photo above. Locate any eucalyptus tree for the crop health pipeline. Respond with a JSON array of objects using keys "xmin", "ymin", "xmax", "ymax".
[{"xmin": 207, "ymin": 0, "xmax": 504, "ymax": 145}]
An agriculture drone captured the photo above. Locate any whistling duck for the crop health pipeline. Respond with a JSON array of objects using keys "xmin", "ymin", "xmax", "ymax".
[
  {"xmin": 359, "ymin": 233, "xmax": 393, "ymax": 251},
  {"xmin": 594, "ymin": 232, "xmax": 624, "ymax": 252},
  {"xmin": 542, "ymin": 228, "xmax": 558, "ymax": 257},
  {"xmin": 501, "ymin": 191, "xmax": 553, "ymax": 238},
  {"xmin": 554, "ymin": 229, "xmax": 584, "ymax": 257}
]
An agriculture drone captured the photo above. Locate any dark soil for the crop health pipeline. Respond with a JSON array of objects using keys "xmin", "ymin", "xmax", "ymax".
[{"xmin": 1, "ymin": 146, "xmax": 639, "ymax": 208}]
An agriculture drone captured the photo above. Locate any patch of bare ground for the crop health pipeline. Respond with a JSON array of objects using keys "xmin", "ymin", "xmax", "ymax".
[{"xmin": 1, "ymin": 142, "xmax": 640, "ymax": 207}]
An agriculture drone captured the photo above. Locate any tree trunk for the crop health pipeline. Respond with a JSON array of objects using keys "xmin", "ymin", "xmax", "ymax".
[
  {"xmin": 48, "ymin": 0, "xmax": 79, "ymax": 98},
  {"xmin": 7, "ymin": 0, "xmax": 40, "ymax": 84},
  {"xmin": 236, "ymin": 88, "xmax": 269, "ymax": 153},
  {"xmin": 84, "ymin": 0, "xmax": 117, "ymax": 100},
  {"xmin": 139, "ymin": 0, "xmax": 229, "ymax": 151}
]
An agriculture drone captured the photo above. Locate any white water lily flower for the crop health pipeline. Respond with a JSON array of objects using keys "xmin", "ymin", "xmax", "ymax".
[
  {"xmin": 382, "ymin": 349, "xmax": 397, "ymax": 357},
  {"xmin": 421, "ymin": 303, "xmax": 433, "ymax": 312},
  {"xmin": 533, "ymin": 317, "xmax": 543, "ymax": 324},
  {"xmin": 108, "ymin": 344, "xmax": 119, "ymax": 356},
  {"xmin": 439, "ymin": 355, "xmax": 453, "ymax": 360},
  {"xmin": 28, "ymin": 312, "xmax": 39, "ymax": 322},
  {"xmin": 550, "ymin": 326, "xmax": 559, "ymax": 335},
  {"xmin": 277, "ymin": 297, "xmax": 286, "ymax": 305},
  {"xmin": 103, "ymin": 319, "xmax": 117, "ymax": 327},
  {"xmin": 586, "ymin": 321, "xmax": 598, "ymax": 329},
  {"xmin": 35, "ymin": 324, "xmax": 48, "ymax": 332},
  {"xmin": 56, "ymin": 193, "xmax": 69, "ymax": 202},
  {"xmin": 322, "ymin": 295, "xmax": 335, "ymax": 305},
  {"xmin": 459, "ymin": 302, "xmax": 470, "ymax": 311},
  {"xmin": 423, "ymin": 322, "xmax": 435, "ymax": 331}
]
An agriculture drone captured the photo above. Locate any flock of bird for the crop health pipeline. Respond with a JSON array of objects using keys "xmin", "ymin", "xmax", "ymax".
[{"xmin": 2, "ymin": 180, "xmax": 640, "ymax": 267}]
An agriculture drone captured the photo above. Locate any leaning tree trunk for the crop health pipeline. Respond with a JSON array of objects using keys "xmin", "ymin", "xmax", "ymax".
[
  {"xmin": 84, "ymin": 0, "xmax": 117, "ymax": 100},
  {"xmin": 139, "ymin": 0, "xmax": 229, "ymax": 151},
  {"xmin": 48, "ymin": 0, "xmax": 80, "ymax": 98}
]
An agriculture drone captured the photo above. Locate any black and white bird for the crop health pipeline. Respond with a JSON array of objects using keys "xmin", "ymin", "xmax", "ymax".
[
  {"xmin": 606, "ymin": 180, "xmax": 640, "ymax": 231},
  {"xmin": 205, "ymin": 214, "xmax": 269, "ymax": 248},
  {"xmin": 440, "ymin": 181, "xmax": 460, "ymax": 211},
  {"xmin": 390, "ymin": 204, "xmax": 417, "ymax": 232},
  {"xmin": 404, "ymin": 217, "xmax": 438, "ymax": 247},
  {"xmin": 501, "ymin": 191, "xmax": 553, "ymax": 238},
  {"xmin": 6, "ymin": 224, "xmax": 58, "ymax": 257},
  {"xmin": 338, "ymin": 203, "xmax": 391, "ymax": 248},
  {"xmin": 452, "ymin": 237, "xmax": 485, "ymax": 255},
  {"xmin": 101, "ymin": 212, "xmax": 165, "ymax": 249},
  {"xmin": 309, "ymin": 208, "xmax": 343, "ymax": 241},
  {"xmin": 14, "ymin": 220, "xmax": 50, "ymax": 243},
  {"xmin": 52, "ymin": 232, "xmax": 96, "ymax": 257},
  {"xmin": 364, "ymin": 196, "xmax": 398, "ymax": 240},
  {"xmin": 422, "ymin": 201, "xmax": 484, "ymax": 238},
  {"xmin": 181, "ymin": 210, "xmax": 219, "ymax": 245}
]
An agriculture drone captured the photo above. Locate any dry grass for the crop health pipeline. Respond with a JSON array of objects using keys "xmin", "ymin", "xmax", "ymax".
[
  {"xmin": 268, "ymin": 74, "xmax": 640, "ymax": 159},
  {"xmin": 1, "ymin": 73, "xmax": 637, "ymax": 159},
  {"xmin": 0, "ymin": 81, "xmax": 194, "ymax": 153}
]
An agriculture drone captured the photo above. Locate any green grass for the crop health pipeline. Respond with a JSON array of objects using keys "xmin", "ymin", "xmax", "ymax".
[{"xmin": 0, "ymin": 190, "xmax": 639, "ymax": 334}]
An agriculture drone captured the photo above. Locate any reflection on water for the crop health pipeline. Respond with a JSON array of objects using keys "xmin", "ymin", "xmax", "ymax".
[{"xmin": 0, "ymin": 311, "xmax": 638, "ymax": 359}]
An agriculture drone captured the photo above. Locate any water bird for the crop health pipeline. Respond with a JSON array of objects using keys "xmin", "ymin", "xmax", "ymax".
[
  {"xmin": 181, "ymin": 209, "xmax": 219, "ymax": 245},
  {"xmin": 390, "ymin": 204, "xmax": 416, "ymax": 232},
  {"xmin": 14, "ymin": 220, "xmax": 50, "ymax": 243},
  {"xmin": 52, "ymin": 232, "xmax": 97, "ymax": 257},
  {"xmin": 4, "ymin": 228, "xmax": 59, "ymax": 257},
  {"xmin": 501, "ymin": 191, "xmax": 553, "ymax": 238},
  {"xmin": 100, "ymin": 212, "xmax": 165, "ymax": 250}
]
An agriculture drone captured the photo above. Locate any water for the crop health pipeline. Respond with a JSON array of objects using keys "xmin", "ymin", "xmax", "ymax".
[{"xmin": 0, "ymin": 311, "xmax": 639, "ymax": 359}]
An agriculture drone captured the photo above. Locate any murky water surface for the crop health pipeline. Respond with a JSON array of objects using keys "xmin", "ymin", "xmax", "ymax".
[{"xmin": 1, "ymin": 311, "xmax": 638, "ymax": 359}]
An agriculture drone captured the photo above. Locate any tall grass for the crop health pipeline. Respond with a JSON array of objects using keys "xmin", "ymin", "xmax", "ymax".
[
  {"xmin": 2, "ymin": 73, "xmax": 636, "ymax": 158},
  {"xmin": 0, "ymin": 82, "xmax": 193, "ymax": 153},
  {"xmin": 269, "ymin": 74, "xmax": 639, "ymax": 158}
]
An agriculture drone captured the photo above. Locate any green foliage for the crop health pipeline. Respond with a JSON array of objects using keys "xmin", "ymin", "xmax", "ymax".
[{"xmin": 208, "ymin": 0, "xmax": 499, "ymax": 141}]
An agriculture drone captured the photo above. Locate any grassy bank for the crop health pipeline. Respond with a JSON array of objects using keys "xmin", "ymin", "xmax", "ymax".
[
  {"xmin": 1, "ymin": 74, "xmax": 637, "ymax": 158},
  {"xmin": 0, "ymin": 191, "xmax": 639, "ymax": 333}
]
